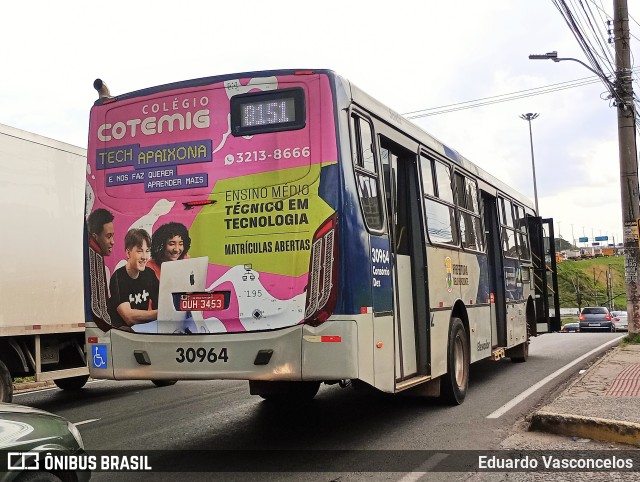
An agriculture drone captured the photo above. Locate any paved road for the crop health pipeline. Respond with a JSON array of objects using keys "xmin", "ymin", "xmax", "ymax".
[{"xmin": 14, "ymin": 332, "xmax": 622, "ymax": 481}]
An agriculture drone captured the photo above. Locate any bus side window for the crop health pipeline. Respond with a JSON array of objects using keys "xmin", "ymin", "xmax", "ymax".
[
  {"xmin": 499, "ymin": 197, "xmax": 518, "ymax": 258},
  {"xmin": 455, "ymin": 173, "xmax": 484, "ymax": 252},
  {"xmin": 514, "ymin": 204, "xmax": 531, "ymax": 260},
  {"xmin": 422, "ymin": 158, "xmax": 458, "ymax": 245},
  {"xmin": 351, "ymin": 114, "xmax": 383, "ymax": 231}
]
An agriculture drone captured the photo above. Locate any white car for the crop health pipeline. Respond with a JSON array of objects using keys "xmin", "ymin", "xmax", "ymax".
[{"xmin": 611, "ymin": 311, "xmax": 628, "ymax": 332}]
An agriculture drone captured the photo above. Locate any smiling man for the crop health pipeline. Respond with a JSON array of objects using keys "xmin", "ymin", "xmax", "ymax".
[
  {"xmin": 87, "ymin": 208, "xmax": 115, "ymax": 257},
  {"xmin": 108, "ymin": 228, "xmax": 159, "ymax": 329}
]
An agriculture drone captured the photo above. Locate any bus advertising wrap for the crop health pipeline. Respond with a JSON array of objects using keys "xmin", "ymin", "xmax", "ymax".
[{"xmin": 86, "ymin": 74, "xmax": 337, "ymax": 335}]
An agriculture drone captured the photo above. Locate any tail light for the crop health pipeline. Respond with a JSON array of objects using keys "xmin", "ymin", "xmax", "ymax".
[
  {"xmin": 88, "ymin": 243, "xmax": 113, "ymax": 332},
  {"xmin": 304, "ymin": 214, "xmax": 338, "ymax": 326},
  {"xmin": 605, "ymin": 314, "xmax": 611, "ymax": 320},
  {"xmin": 613, "ymin": 317, "xmax": 620, "ymax": 322},
  {"xmin": 579, "ymin": 314, "xmax": 584, "ymax": 320}
]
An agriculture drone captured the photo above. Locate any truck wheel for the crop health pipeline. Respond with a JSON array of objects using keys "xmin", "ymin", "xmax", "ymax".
[
  {"xmin": 0, "ymin": 360, "xmax": 13, "ymax": 403},
  {"xmin": 152, "ymin": 380, "xmax": 177, "ymax": 387},
  {"xmin": 54, "ymin": 374, "xmax": 89, "ymax": 390},
  {"xmin": 440, "ymin": 317, "xmax": 469, "ymax": 405}
]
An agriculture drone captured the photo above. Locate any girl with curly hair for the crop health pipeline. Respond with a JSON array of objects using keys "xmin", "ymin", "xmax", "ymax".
[{"xmin": 147, "ymin": 222, "xmax": 191, "ymax": 279}]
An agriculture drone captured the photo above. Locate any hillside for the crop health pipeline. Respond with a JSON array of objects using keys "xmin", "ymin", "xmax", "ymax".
[{"xmin": 555, "ymin": 255, "xmax": 626, "ymax": 309}]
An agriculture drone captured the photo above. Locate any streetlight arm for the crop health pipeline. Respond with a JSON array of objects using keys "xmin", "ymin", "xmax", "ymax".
[
  {"xmin": 553, "ymin": 58, "xmax": 613, "ymax": 84},
  {"xmin": 528, "ymin": 52, "xmax": 614, "ymax": 86}
]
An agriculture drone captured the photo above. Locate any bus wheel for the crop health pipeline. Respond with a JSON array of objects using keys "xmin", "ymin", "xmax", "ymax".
[
  {"xmin": 152, "ymin": 380, "xmax": 178, "ymax": 387},
  {"xmin": 440, "ymin": 317, "xmax": 469, "ymax": 405},
  {"xmin": 0, "ymin": 361, "xmax": 13, "ymax": 403},
  {"xmin": 249, "ymin": 380, "xmax": 320, "ymax": 402},
  {"xmin": 54, "ymin": 374, "xmax": 89, "ymax": 391}
]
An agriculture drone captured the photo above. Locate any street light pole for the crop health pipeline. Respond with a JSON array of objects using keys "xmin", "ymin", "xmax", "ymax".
[{"xmin": 519, "ymin": 113, "xmax": 540, "ymax": 216}]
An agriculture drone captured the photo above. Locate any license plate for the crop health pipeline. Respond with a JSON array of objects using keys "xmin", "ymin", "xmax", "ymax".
[
  {"xmin": 41, "ymin": 344, "xmax": 59, "ymax": 365},
  {"xmin": 589, "ymin": 323, "xmax": 600, "ymax": 327},
  {"xmin": 179, "ymin": 293, "xmax": 224, "ymax": 311}
]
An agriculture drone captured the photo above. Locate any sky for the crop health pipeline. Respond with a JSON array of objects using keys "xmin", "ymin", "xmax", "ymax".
[{"xmin": 2, "ymin": 1, "xmax": 638, "ymax": 246}]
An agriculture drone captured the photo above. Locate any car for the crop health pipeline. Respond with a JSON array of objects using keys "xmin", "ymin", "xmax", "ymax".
[
  {"xmin": 0, "ymin": 402, "xmax": 91, "ymax": 482},
  {"xmin": 579, "ymin": 306, "xmax": 613, "ymax": 332},
  {"xmin": 611, "ymin": 310, "xmax": 628, "ymax": 332},
  {"xmin": 561, "ymin": 322, "xmax": 579, "ymax": 332}
]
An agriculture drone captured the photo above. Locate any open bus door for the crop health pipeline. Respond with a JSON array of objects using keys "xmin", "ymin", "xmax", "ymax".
[{"xmin": 528, "ymin": 217, "xmax": 561, "ymax": 334}]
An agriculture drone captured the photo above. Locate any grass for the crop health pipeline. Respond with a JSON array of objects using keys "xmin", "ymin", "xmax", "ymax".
[
  {"xmin": 13, "ymin": 376, "xmax": 35, "ymax": 383},
  {"xmin": 557, "ymin": 255, "xmax": 626, "ymax": 308},
  {"xmin": 621, "ymin": 333, "xmax": 640, "ymax": 346}
]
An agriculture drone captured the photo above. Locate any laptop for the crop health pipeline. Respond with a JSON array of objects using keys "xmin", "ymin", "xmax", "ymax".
[{"xmin": 155, "ymin": 256, "xmax": 209, "ymax": 334}]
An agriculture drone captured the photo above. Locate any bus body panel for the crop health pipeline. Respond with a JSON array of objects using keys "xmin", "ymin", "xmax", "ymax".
[
  {"xmin": 91, "ymin": 320, "xmax": 360, "ymax": 382},
  {"xmin": 301, "ymin": 320, "xmax": 358, "ymax": 380},
  {"xmin": 429, "ymin": 310, "xmax": 451, "ymax": 379},
  {"xmin": 109, "ymin": 325, "xmax": 304, "ymax": 380},
  {"xmin": 86, "ymin": 74, "xmax": 338, "ymax": 340},
  {"xmin": 372, "ymin": 314, "xmax": 395, "ymax": 392}
]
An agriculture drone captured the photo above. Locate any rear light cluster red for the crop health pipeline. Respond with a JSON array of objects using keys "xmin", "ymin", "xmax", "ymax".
[
  {"xmin": 304, "ymin": 214, "xmax": 338, "ymax": 326},
  {"xmin": 88, "ymin": 244, "xmax": 113, "ymax": 332},
  {"xmin": 579, "ymin": 314, "xmax": 584, "ymax": 320},
  {"xmin": 605, "ymin": 314, "xmax": 612, "ymax": 320}
]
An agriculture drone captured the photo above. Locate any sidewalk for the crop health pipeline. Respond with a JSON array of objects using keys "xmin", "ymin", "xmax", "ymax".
[{"xmin": 529, "ymin": 340, "xmax": 640, "ymax": 446}]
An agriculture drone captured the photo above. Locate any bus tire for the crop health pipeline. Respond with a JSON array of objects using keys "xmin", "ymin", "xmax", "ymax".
[
  {"xmin": 152, "ymin": 380, "xmax": 178, "ymax": 387},
  {"xmin": 53, "ymin": 374, "xmax": 89, "ymax": 391},
  {"xmin": 0, "ymin": 360, "xmax": 13, "ymax": 403},
  {"xmin": 440, "ymin": 317, "xmax": 469, "ymax": 405},
  {"xmin": 249, "ymin": 380, "xmax": 320, "ymax": 402}
]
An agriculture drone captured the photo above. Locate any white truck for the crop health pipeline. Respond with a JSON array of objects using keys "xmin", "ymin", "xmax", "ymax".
[
  {"xmin": 564, "ymin": 249, "xmax": 581, "ymax": 260},
  {"xmin": 0, "ymin": 123, "xmax": 89, "ymax": 402}
]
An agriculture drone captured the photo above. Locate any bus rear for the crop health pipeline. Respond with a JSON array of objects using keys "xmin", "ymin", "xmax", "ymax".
[{"xmin": 85, "ymin": 71, "xmax": 347, "ymax": 388}]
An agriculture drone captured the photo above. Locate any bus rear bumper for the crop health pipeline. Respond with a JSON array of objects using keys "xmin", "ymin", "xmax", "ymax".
[{"xmin": 88, "ymin": 320, "xmax": 358, "ymax": 382}]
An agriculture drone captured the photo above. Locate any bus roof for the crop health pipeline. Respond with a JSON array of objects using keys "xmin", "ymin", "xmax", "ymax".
[
  {"xmin": 92, "ymin": 69, "xmax": 535, "ymax": 211},
  {"xmin": 344, "ymin": 78, "xmax": 536, "ymax": 211}
]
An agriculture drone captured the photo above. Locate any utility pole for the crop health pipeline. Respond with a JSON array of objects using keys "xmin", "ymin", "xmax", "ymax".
[
  {"xmin": 528, "ymin": 1, "xmax": 637, "ymax": 333},
  {"xmin": 574, "ymin": 275, "xmax": 583, "ymax": 312},
  {"xmin": 614, "ymin": 0, "xmax": 639, "ymax": 335},
  {"xmin": 608, "ymin": 265, "xmax": 614, "ymax": 310}
]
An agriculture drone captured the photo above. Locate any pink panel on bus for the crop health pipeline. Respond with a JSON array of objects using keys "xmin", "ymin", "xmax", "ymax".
[{"xmin": 86, "ymin": 73, "xmax": 337, "ymax": 334}]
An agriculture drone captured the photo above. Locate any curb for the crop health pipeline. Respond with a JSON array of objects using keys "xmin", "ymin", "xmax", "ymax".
[
  {"xmin": 13, "ymin": 380, "xmax": 56, "ymax": 393},
  {"xmin": 530, "ymin": 411, "xmax": 640, "ymax": 446}
]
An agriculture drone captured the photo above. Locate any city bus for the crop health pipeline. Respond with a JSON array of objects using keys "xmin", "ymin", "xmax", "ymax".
[{"xmin": 84, "ymin": 69, "xmax": 559, "ymax": 405}]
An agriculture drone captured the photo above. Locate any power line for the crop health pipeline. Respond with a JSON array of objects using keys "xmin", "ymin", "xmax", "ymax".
[
  {"xmin": 402, "ymin": 75, "xmax": 607, "ymax": 118},
  {"xmin": 552, "ymin": 0, "xmax": 619, "ymax": 100}
]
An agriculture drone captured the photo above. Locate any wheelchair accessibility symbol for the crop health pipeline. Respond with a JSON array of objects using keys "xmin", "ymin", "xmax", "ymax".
[{"xmin": 92, "ymin": 345, "xmax": 108, "ymax": 369}]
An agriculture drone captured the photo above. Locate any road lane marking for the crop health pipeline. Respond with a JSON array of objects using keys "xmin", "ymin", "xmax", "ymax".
[
  {"xmin": 397, "ymin": 453, "xmax": 449, "ymax": 482},
  {"xmin": 486, "ymin": 336, "xmax": 623, "ymax": 419},
  {"xmin": 74, "ymin": 418, "xmax": 100, "ymax": 426}
]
